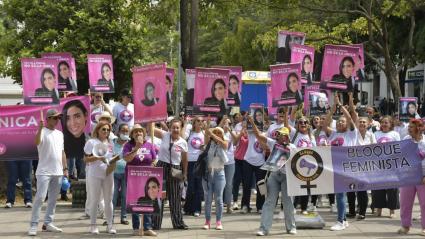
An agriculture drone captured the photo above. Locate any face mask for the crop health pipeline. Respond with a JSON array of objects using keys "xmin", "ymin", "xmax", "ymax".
[{"xmin": 120, "ymin": 134, "xmax": 130, "ymax": 141}]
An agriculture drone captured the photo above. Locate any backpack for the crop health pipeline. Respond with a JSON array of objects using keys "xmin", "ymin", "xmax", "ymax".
[{"xmin": 193, "ymin": 141, "xmax": 212, "ymax": 179}]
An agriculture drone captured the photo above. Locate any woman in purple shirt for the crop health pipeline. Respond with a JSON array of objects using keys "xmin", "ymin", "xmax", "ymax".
[{"xmin": 123, "ymin": 124, "xmax": 158, "ymax": 237}]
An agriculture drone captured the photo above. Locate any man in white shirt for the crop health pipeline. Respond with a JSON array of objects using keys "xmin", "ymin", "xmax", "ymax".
[{"xmin": 28, "ymin": 109, "xmax": 68, "ymax": 236}]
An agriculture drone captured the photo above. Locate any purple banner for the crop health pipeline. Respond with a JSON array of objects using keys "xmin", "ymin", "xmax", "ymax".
[
  {"xmin": 88, "ymin": 54, "xmax": 115, "ymax": 93},
  {"xmin": 126, "ymin": 166, "xmax": 163, "ymax": 214},
  {"xmin": 133, "ymin": 63, "xmax": 167, "ymax": 123},
  {"xmin": 0, "ymin": 96, "xmax": 91, "ymax": 161},
  {"xmin": 270, "ymin": 63, "xmax": 302, "ymax": 107},
  {"xmin": 41, "ymin": 52, "xmax": 78, "ymax": 92},
  {"xmin": 21, "ymin": 58, "xmax": 60, "ymax": 105}
]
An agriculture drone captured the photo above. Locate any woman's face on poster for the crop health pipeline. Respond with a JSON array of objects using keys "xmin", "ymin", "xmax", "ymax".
[
  {"xmin": 408, "ymin": 103, "xmax": 417, "ymax": 115},
  {"xmin": 102, "ymin": 65, "xmax": 112, "ymax": 81},
  {"xmin": 146, "ymin": 84, "xmax": 155, "ymax": 100},
  {"xmin": 318, "ymin": 96, "xmax": 326, "ymax": 108},
  {"xmin": 66, "ymin": 105, "xmax": 87, "ymax": 138},
  {"xmin": 165, "ymin": 78, "xmax": 172, "ymax": 92},
  {"xmin": 288, "ymin": 75, "xmax": 299, "ymax": 93},
  {"xmin": 59, "ymin": 64, "xmax": 70, "ymax": 79},
  {"xmin": 255, "ymin": 111, "xmax": 263, "ymax": 123},
  {"xmin": 43, "ymin": 71, "xmax": 56, "ymax": 91},
  {"xmin": 342, "ymin": 59, "xmax": 354, "ymax": 78},
  {"xmin": 229, "ymin": 78, "xmax": 239, "ymax": 94},
  {"xmin": 303, "ymin": 57, "xmax": 312, "ymax": 73},
  {"xmin": 291, "ymin": 36, "xmax": 303, "ymax": 45},
  {"xmin": 147, "ymin": 181, "xmax": 159, "ymax": 200},
  {"xmin": 214, "ymin": 82, "xmax": 226, "ymax": 100}
]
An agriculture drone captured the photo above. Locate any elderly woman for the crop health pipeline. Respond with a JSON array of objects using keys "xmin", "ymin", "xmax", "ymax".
[
  {"xmin": 123, "ymin": 124, "xmax": 158, "ymax": 236},
  {"xmin": 202, "ymin": 125, "xmax": 229, "ymax": 230}
]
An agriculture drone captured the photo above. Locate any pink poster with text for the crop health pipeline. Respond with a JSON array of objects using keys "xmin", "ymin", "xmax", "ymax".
[
  {"xmin": 212, "ymin": 66, "xmax": 242, "ymax": 106},
  {"xmin": 270, "ymin": 63, "xmax": 302, "ymax": 107},
  {"xmin": 290, "ymin": 44, "xmax": 316, "ymax": 85},
  {"xmin": 41, "ymin": 52, "xmax": 78, "ymax": 92},
  {"xmin": 88, "ymin": 54, "xmax": 115, "ymax": 93},
  {"xmin": 22, "ymin": 58, "xmax": 60, "ymax": 105},
  {"xmin": 133, "ymin": 63, "xmax": 167, "ymax": 123}
]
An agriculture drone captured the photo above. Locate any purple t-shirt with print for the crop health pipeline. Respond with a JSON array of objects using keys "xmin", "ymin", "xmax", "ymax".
[{"xmin": 123, "ymin": 141, "xmax": 157, "ymax": 167}]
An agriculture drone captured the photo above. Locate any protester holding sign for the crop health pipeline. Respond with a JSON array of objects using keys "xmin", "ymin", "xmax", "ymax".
[
  {"xmin": 202, "ymin": 125, "xmax": 229, "ymax": 230},
  {"xmin": 398, "ymin": 119, "xmax": 425, "ymax": 235},
  {"xmin": 112, "ymin": 89, "xmax": 134, "ymax": 131},
  {"xmin": 372, "ymin": 116, "xmax": 401, "ymax": 219},
  {"xmin": 123, "ymin": 124, "xmax": 158, "ymax": 236},
  {"xmin": 83, "ymin": 122, "xmax": 116, "ymax": 235},
  {"xmin": 221, "ymin": 116, "xmax": 237, "ymax": 214},
  {"xmin": 154, "ymin": 118, "xmax": 189, "ymax": 230}
]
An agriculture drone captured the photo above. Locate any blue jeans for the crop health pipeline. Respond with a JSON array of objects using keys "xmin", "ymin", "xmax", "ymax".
[
  {"xmin": 336, "ymin": 193, "xmax": 347, "ymax": 223},
  {"xmin": 259, "ymin": 171, "xmax": 296, "ymax": 233},
  {"xmin": 30, "ymin": 175, "xmax": 62, "ymax": 227},
  {"xmin": 132, "ymin": 214, "xmax": 153, "ymax": 230},
  {"xmin": 6, "ymin": 160, "xmax": 32, "ymax": 204},
  {"xmin": 224, "ymin": 163, "xmax": 235, "ymax": 205},
  {"xmin": 183, "ymin": 162, "xmax": 203, "ymax": 214},
  {"xmin": 202, "ymin": 169, "xmax": 226, "ymax": 222},
  {"xmin": 113, "ymin": 173, "xmax": 127, "ymax": 220}
]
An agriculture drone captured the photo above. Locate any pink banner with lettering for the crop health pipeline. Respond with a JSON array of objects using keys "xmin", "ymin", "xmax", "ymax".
[
  {"xmin": 212, "ymin": 66, "xmax": 242, "ymax": 106},
  {"xmin": 290, "ymin": 44, "xmax": 316, "ymax": 85},
  {"xmin": 41, "ymin": 52, "xmax": 78, "ymax": 92},
  {"xmin": 270, "ymin": 63, "xmax": 302, "ymax": 107},
  {"xmin": 0, "ymin": 96, "xmax": 90, "ymax": 161},
  {"xmin": 133, "ymin": 63, "xmax": 167, "ymax": 123},
  {"xmin": 88, "ymin": 54, "xmax": 115, "ymax": 93},
  {"xmin": 126, "ymin": 166, "xmax": 163, "ymax": 214}
]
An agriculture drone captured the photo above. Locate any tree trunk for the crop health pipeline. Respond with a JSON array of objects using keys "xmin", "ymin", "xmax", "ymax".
[
  {"xmin": 385, "ymin": 67, "xmax": 402, "ymax": 110},
  {"xmin": 188, "ymin": 0, "xmax": 199, "ymax": 68},
  {"xmin": 180, "ymin": 0, "xmax": 190, "ymax": 70}
]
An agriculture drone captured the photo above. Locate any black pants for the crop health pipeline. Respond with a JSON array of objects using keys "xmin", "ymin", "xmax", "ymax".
[
  {"xmin": 371, "ymin": 189, "xmax": 399, "ymax": 210},
  {"xmin": 241, "ymin": 160, "xmax": 266, "ymax": 211},
  {"xmin": 294, "ymin": 196, "xmax": 309, "ymax": 211},
  {"xmin": 347, "ymin": 191, "xmax": 368, "ymax": 216},
  {"xmin": 232, "ymin": 159, "xmax": 244, "ymax": 202},
  {"xmin": 183, "ymin": 162, "xmax": 203, "ymax": 214},
  {"xmin": 157, "ymin": 161, "xmax": 186, "ymax": 228}
]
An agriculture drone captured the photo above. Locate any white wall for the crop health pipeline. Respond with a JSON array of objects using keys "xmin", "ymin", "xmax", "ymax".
[{"xmin": 0, "ymin": 77, "xmax": 23, "ymax": 106}]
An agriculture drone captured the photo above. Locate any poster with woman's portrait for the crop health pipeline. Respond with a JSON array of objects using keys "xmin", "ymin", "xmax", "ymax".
[
  {"xmin": 132, "ymin": 63, "xmax": 167, "ymax": 123},
  {"xmin": 267, "ymin": 85, "xmax": 277, "ymax": 118},
  {"xmin": 248, "ymin": 103, "xmax": 265, "ymax": 131},
  {"xmin": 88, "ymin": 54, "xmax": 115, "ymax": 93},
  {"xmin": 193, "ymin": 68, "xmax": 230, "ymax": 116},
  {"xmin": 399, "ymin": 97, "xmax": 418, "ymax": 122},
  {"xmin": 308, "ymin": 91, "xmax": 329, "ymax": 116},
  {"xmin": 261, "ymin": 143, "xmax": 291, "ymax": 172},
  {"xmin": 41, "ymin": 52, "xmax": 78, "ymax": 92},
  {"xmin": 320, "ymin": 45, "xmax": 359, "ymax": 92},
  {"xmin": 277, "ymin": 31, "xmax": 306, "ymax": 63},
  {"xmin": 351, "ymin": 43, "xmax": 366, "ymax": 81},
  {"xmin": 212, "ymin": 66, "xmax": 243, "ymax": 106},
  {"xmin": 270, "ymin": 63, "xmax": 302, "ymax": 107},
  {"xmin": 290, "ymin": 44, "xmax": 316, "ymax": 85},
  {"xmin": 126, "ymin": 166, "xmax": 163, "ymax": 215},
  {"xmin": 22, "ymin": 58, "xmax": 60, "ymax": 105},
  {"xmin": 166, "ymin": 68, "xmax": 175, "ymax": 114}
]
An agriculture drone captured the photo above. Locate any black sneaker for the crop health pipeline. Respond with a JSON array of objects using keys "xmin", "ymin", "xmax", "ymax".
[
  {"xmin": 357, "ymin": 215, "xmax": 366, "ymax": 220},
  {"xmin": 60, "ymin": 194, "xmax": 69, "ymax": 201},
  {"xmin": 175, "ymin": 224, "xmax": 189, "ymax": 230},
  {"xmin": 120, "ymin": 220, "xmax": 129, "ymax": 225},
  {"xmin": 346, "ymin": 213, "xmax": 356, "ymax": 219}
]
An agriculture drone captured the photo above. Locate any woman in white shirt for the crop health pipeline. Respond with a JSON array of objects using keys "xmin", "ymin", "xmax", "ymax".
[
  {"xmin": 183, "ymin": 116, "xmax": 205, "ymax": 217},
  {"xmin": 372, "ymin": 116, "xmax": 400, "ymax": 218},
  {"xmin": 84, "ymin": 122, "xmax": 116, "ymax": 235}
]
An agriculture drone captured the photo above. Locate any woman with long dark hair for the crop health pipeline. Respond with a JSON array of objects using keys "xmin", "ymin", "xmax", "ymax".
[
  {"xmin": 58, "ymin": 61, "xmax": 77, "ymax": 91},
  {"xmin": 34, "ymin": 68, "xmax": 59, "ymax": 104},
  {"xmin": 96, "ymin": 63, "xmax": 114, "ymax": 92},
  {"xmin": 204, "ymin": 78, "xmax": 228, "ymax": 115},
  {"xmin": 280, "ymin": 73, "xmax": 303, "ymax": 104}
]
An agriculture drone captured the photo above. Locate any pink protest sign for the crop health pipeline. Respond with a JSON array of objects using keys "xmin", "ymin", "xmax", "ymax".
[
  {"xmin": 22, "ymin": 58, "xmax": 60, "ymax": 105},
  {"xmin": 41, "ymin": 52, "xmax": 78, "ymax": 92},
  {"xmin": 88, "ymin": 54, "xmax": 115, "ymax": 93},
  {"xmin": 290, "ymin": 44, "xmax": 316, "ymax": 85},
  {"xmin": 212, "ymin": 66, "xmax": 243, "ymax": 106},
  {"xmin": 133, "ymin": 63, "xmax": 167, "ymax": 123},
  {"xmin": 270, "ymin": 63, "xmax": 302, "ymax": 107}
]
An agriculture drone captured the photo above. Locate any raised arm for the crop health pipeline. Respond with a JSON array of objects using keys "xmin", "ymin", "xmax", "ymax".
[
  {"xmin": 348, "ymin": 92, "xmax": 358, "ymax": 126},
  {"xmin": 324, "ymin": 95, "xmax": 338, "ymax": 136},
  {"xmin": 339, "ymin": 96, "xmax": 356, "ymax": 130},
  {"xmin": 248, "ymin": 116, "xmax": 267, "ymax": 145}
]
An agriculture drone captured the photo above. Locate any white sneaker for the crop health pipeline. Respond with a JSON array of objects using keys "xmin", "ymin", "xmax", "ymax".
[
  {"xmin": 307, "ymin": 205, "xmax": 317, "ymax": 212},
  {"xmin": 106, "ymin": 225, "xmax": 116, "ymax": 234},
  {"xmin": 251, "ymin": 188, "xmax": 257, "ymax": 195},
  {"xmin": 241, "ymin": 206, "xmax": 249, "ymax": 214},
  {"xmin": 330, "ymin": 221, "xmax": 346, "ymax": 231},
  {"xmin": 28, "ymin": 226, "xmax": 37, "ymax": 236},
  {"xmin": 5, "ymin": 202, "xmax": 12, "ymax": 208},
  {"xmin": 44, "ymin": 224, "xmax": 63, "ymax": 232},
  {"xmin": 194, "ymin": 212, "xmax": 200, "ymax": 217},
  {"xmin": 317, "ymin": 196, "xmax": 323, "ymax": 208},
  {"xmin": 330, "ymin": 204, "xmax": 337, "ymax": 213},
  {"xmin": 288, "ymin": 228, "xmax": 297, "ymax": 235},
  {"xmin": 343, "ymin": 220, "xmax": 349, "ymax": 228},
  {"xmin": 274, "ymin": 210, "xmax": 285, "ymax": 219},
  {"xmin": 89, "ymin": 225, "xmax": 99, "ymax": 234},
  {"xmin": 301, "ymin": 210, "xmax": 308, "ymax": 215},
  {"xmin": 25, "ymin": 202, "xmax": 33, "ymax": 208},
  {"xmin": 232, "ymin": 202, "xmax": 239, "ymax": 210},
  {"xmin": 256, "ymin": 230, "xmax": 267, "ymax": 236},
  {"xmin": 97, "ymin": 212, "xmax": 104, "ymax": 219}
]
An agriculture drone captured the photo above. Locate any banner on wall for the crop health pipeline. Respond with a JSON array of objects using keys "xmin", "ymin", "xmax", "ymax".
[
  {"xmin": 126, "ymin": 166, "xmax": 163, "ymax": 214},
  {"xmin": 270, "ymin": 63, "xmax": 302, "ymax": 107},
  {"xmin": 286, "ymin": 140, "xmax": 422, "ymax": 196},
  {"xmin": 193, "ymin": 68, "xmax": 230, "ymax": 116},
  {"xmin": 41, "ymin": 52, "xmax": 78, "ymax": 92},
  {"xmin": 132, "ymin": 63, "xmax": 167, "ymax": 123},
  {"xmin": 88, "ymin": 54, "xmax": 115, "ymax": 93},
  {"xmin": 22, "ymin": 58, "xmax": 60, "ymax": 105},
  {"xmin": 0, "ymin": 96, "xmax": 91, "ymax": 161}
]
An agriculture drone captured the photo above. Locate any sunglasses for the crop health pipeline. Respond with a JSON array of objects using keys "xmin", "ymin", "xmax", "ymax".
[
  {"xmin": 101, "ymin": 128, "xmax": 111, "ymax": 132},
  {"xmin": 298, "ymin": 120, "xmax": 309, "ymax": 125},
  {"xmin": 95, "ymin": 95, "xmax": 102, "ymax": 99}
]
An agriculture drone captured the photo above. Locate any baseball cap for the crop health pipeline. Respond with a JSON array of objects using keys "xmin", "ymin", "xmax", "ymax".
[
  {"xmin": 276, "ymin": 127, "xmax": 289, "ymax": 136},
  {"xmin": 46, "ymin": 109, "xmax": 62, "ymax": 118}
]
